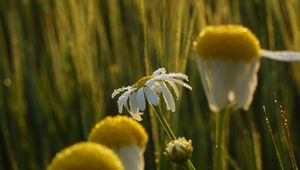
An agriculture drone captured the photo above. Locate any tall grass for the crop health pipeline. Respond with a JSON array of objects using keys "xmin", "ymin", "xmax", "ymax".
[{"xmin": 0, "ymin": 0, "xmax": 299, "ymax": 169}]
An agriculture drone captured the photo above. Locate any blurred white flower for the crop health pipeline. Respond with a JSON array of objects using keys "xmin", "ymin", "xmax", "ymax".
[
  {"xmin": 112, "ymin": 68, "xmax": 192, "ymax": 120},
  {"xmin": 193, "ymin": 25, "xmax": 300, "ymax": 112},
  {"xmin": 88, "ymin": 116, "xmax": 148, "ymax": 170}
]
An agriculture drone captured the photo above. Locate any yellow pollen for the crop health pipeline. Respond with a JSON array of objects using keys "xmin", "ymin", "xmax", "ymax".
[
  {"xmin": 47, "ymin": 142, "xmax": 124, "ymax": 170},
  {"xmin": 132, "ymin": 76, "xmax": 153, "ymax": 88},
  {"xmin": 193, "ymin": 25, "xmax": 261, "ymax": 61},
  {"xmin": 88, "ymin": 115, "xmax": 148, "ymax": 149}
]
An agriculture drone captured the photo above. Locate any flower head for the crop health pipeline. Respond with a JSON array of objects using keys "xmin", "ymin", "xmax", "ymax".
[
  {"xmin": 112, "ymin": 68, "xmax": 192, "ymax": 120},
  {"xmin": 47, "ymin": 142, "xmax": 124, "ymax": 170},
  {"xmin": 165, "ymin": 137, "xmax": 193, "ymax": 164},
  {"xmin": 88, "ymin": 115, "xmax": 148, "ymax": 170},
  {"xmin": 88, "ymin": 115, "xmax": 148, "ymax": 149},
  {"xmin": 193, "ymin": 25, "xmax": 300, "ymax": 112},
  {"xmin": 193, "ymin": 25, "xmax": 260, "ymax": 62}
]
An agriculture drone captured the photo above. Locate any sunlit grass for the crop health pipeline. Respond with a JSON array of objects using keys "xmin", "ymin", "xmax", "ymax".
[{"xmin": 0, "ymin": 0, "xmax": 299, "ymax": 170}]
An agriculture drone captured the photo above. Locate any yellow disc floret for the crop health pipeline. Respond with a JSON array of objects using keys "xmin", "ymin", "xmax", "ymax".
[
  {"xmin": 88, "ymin": 115, "xmax": 148, "ymax": 149},
  {"xmin": 132, "ymin": 76, "xmax": 153, "ymax": 88},
  {"xmin": 47, "ymin": 142, "xmax": 124, "ymax": 170},
  {"xmin": 193, "ymin": 25, "xmax": 260, "ymax": 61}
]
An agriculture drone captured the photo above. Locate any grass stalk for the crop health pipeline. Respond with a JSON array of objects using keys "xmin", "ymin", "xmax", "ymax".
[{"xmin": 262, "ymin": 106, "xmax": 285, "ymax": 170}]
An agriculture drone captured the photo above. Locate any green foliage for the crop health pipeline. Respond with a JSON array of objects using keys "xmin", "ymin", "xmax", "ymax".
[{"xmin": 0, "ymin": 0, "xmax": 299, "ymax": 169}]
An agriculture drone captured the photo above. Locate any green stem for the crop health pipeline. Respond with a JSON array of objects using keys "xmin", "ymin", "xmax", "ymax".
[
  {"xmin": 214, "ymin": 111, "xmax": 221, "ymax": 170},
  {"xmin": 150, "ymin": 104, "xmax": 196, "ymax": 170},
  {"xmin": 183, "ymin": 160, "xmax": 196, "ymax": 170},
  {"xmin": 151, "ymin": 105, "xmax": 176, "ymax": 140},
  {"xmin": 214, "ymin": 109, "xmax": 228, "ymax": 170}
]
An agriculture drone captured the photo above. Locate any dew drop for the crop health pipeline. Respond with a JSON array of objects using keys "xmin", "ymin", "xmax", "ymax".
[{"xmin": 265, "ymin": 118, "xmax": 269, "ymax": 124}]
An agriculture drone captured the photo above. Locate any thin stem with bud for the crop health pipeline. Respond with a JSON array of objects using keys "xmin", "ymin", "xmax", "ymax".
[{"xmin": 150, "ymin": 104, "xmax": 196, "ymax": 170}]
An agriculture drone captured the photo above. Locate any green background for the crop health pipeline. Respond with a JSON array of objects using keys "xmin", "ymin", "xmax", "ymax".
[{"xmin": 0, "ymin": 0, "xmax": 299, "ymax": 169}]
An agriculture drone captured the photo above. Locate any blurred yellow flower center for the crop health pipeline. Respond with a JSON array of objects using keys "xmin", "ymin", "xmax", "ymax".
[
  {"xmin": 88, "ymin": 115, "xmax": 148, "ymax": 149},
  {"xmin": 47, "ymin": 142, "xmax": 124, "ymax": 170},
  {"xmin": 193, "ymin": 25, "xmax": 260, "ymax": 62},
  {"xmin": 132, "ymin": 76, "xmax": 153, "ymax": 88}
]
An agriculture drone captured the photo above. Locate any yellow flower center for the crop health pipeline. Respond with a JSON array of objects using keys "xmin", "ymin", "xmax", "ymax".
[
  {"xmin": 88, "ymin": 115, "xmax": 148, "ymax": 149},
  {"xmin": 132, "ymin": 76, "xmax": 153, "ymax": 88},
  {"xmin": 47, "ymin": 142, "xmax": 124, "ymax": 170},
  {"xmin": 193, "ymin": 25, "xmax": 260, "ymax": 62}
]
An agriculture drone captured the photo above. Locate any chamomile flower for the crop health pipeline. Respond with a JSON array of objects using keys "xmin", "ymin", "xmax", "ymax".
[
  {"xmin": 47, "ymin": 142, "xmax": 124, "ymax": 170},
  {"xmin": 193, "ymin": 25, "xmax": 300, "ymax": 112},
  {"xmin": 112, "ymin": 68, "xmax": 192, "ymax": 120},
  {"xmin": 88, "ymin": 115, "xmax": 148, "ymax": 170}
]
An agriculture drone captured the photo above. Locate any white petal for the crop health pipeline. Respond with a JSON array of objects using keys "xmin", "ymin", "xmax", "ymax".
[
  {"xmin": 136, "ymin": 88, "xmax": 146, "ymax": 111},
  {"xmin": 164, "ymin": 73, "xmax": 189, "ymax": 80},
  {"xmin": 196, "ymin": 57, "xmax": 260, "ymax": 112},
  {"xmin": 144, "ymin": 86, "xmax": 159, "ymax": 105},
  {"xmin": 130, "ymin": 112, "xmax": 143, "ymax": 121},
  {"xmin": 196, "ymin": 57, "xmax": 229, "ymax": 112},
  {"xmin": 117, "ymin": 90, "xmax": 132, "ymax": 113},
  {"xmin": 129, "ymin": 91, "xmax": 139, "ymax": 114},
  {"xmin": 261, "ymin": 49, "xmax": 300, "ymax": 62},
  {"xmin": 167, "ymin": 78, "xmax": 192, "ymax": 90},
  {"xmin": 166, "ymin": 80, "xmax": 180, "ymax": 99},
  {"xmin": 115, "ymin": 145, "xmax": 144, "ymax": 170},
  {"xmin": 145, "ymin": 77, "xmax": 156, "ymax": 87},
  {"xmin": 151, "ymin": 74, "xmax": 188, "ymax": 83},
  {"xmin": 152, "ymin": 68, "xmax": 166, "ymax": 76},
  {"xmin": 159, "ymin": 81, "xmax": 175, "ymax": 112},
  {"xmin": 112, "ymin": 86, "xmax": 131, "ymax": 98},
  {"xmin": 233, "ymin": 59, "xmax": 260, "ymax": 110},
  {"xmin": 151, "ymin": 81, "xmax": 163, "ymax": 94}
]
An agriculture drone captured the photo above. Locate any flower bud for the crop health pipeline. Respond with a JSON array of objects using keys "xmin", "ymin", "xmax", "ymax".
[{"xmin": 165, "ymin": 137, "xmax": 193, "ymax": 163}]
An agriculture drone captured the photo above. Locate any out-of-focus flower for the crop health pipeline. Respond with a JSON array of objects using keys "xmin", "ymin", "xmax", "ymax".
[
  {"xmin": 47, "ymin": 142, "xmax": 124, "ymax": 170},
  {"xmin": 193, "ymin": 25, "xmax": 300, "ymax": 112},
  {"xmin": 165, "ymin": 137, "xmax": 193, "ymax": 164},
  {"xmin": 112, "ymin": 68, "xmax": 192, "ymax": 120},
  {"xmin": 88, "ymin": 115, "xmax": 148, "ymax": 170}
]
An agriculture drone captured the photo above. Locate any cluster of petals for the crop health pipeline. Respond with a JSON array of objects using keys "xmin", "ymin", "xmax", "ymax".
[{"xmin": 112, "ymin": 68, "xmax": 192, "ymax": 120}]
